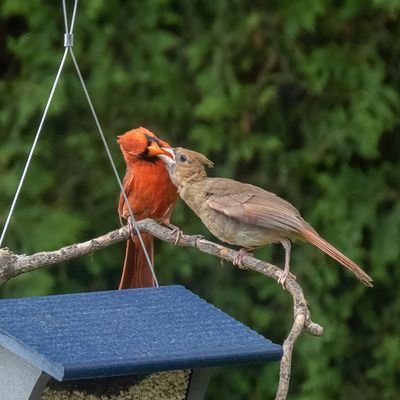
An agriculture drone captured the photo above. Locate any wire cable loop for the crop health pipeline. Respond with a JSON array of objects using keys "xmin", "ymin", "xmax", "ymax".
[
  {"xmin": 62, "ymin": 0, "xmax": 78, "ymax": 47},
  {"xmin": 62, "ymin": 0, "xmax": 78, "ymax": 34}
]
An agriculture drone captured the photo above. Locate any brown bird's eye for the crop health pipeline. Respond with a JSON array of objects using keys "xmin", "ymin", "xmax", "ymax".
[{"xmin": 179, "ymin": 154, "xmax": 188, "ymax": 162}]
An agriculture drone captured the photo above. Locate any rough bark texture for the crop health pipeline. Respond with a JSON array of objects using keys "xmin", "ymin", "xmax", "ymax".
[{"xmin": 0, "ymin": 219, "xmax": 323, "ymax": 399}]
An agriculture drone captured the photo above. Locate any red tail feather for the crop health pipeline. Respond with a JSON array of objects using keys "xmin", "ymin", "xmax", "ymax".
[{"xmin": 118, "ymin": 233, "xmax": 155, "ymax": 289}]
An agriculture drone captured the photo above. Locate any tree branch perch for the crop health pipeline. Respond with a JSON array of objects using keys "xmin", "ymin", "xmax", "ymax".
[{"xmin": 0, "ymin": 218, "xmax": 323, "ymax": 399}]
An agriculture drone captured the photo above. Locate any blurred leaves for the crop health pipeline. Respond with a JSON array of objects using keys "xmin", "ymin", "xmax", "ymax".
[{"xmin": 0, "ymin": 0, "xmax": 399, "ymax": 399}]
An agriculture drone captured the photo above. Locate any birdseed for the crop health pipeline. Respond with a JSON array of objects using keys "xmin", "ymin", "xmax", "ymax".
[{"xmin": 40, "ymin": 370, "xmax": 191, "ymax": 400}]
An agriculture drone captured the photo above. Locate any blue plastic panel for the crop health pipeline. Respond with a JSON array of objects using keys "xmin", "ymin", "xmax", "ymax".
[{"xmin": 0, "ymin": 286, "xmax": 282, "ymax": 381}]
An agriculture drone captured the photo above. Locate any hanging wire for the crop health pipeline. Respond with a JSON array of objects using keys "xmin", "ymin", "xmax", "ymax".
[
  {"xmin": 69, "ymin": 48, "xmax": 159, "ymax": 287},
  {"xmin": 62, "ymin": 0, "xmax": 158, "ymax": 287},
  {"xmin": 0, "ymin": 0, "xmax": 159, "ymax": 287},
  {"xmin": 62, "ymin": 0, "xmax": 70, "ymax": 33},
  {"xmin": 68, "ymin": 0, "xmax": 78, "ymax": 33},
  {"xmin": 0, "ymin": 48, "xmax": 69, "ymax": 248}
]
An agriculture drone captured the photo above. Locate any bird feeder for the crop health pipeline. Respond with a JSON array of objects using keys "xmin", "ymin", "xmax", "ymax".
[{"xmin": 0, "ymin": 285, "xmax": 282, "ymax": 400}]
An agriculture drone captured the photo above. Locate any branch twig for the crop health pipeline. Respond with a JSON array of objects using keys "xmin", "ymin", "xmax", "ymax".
[{"xmin": 0, "ymin": 218, "xmax": 323, "ymax": 399}]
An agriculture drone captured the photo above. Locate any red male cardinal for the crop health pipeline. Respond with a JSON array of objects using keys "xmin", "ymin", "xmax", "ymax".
[{"xmin": 117, "ymin": 127, "xmax": 178, "ymax": 289}]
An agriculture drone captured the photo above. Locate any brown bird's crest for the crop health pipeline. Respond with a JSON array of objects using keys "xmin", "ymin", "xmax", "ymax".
[{"xmin": 174, "ymin": 147, "xmax": 214, "ymax": 168}]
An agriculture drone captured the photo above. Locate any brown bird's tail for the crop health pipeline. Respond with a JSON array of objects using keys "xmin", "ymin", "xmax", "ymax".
[
  {"xmin": 118, "ymin": 233, "xmax": 155, "ymax": 289},
  {"xmin": 301, "ymin": 228, "xmax": 373, "ymax": 287}
]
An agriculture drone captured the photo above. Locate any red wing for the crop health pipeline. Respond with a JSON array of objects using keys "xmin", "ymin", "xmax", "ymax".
[{"xmin": 118, "ymin": 173, "xmax": 134, "ymax": 221}]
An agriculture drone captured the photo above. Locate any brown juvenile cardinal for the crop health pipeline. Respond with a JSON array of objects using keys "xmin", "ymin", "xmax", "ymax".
[
  {"xmin": 117, "ymin": 127, "xmax": 178, "ymax": 289},
  {"xmin": 157, "ymin": 147, "xmax": 373, "ymax": 287}
]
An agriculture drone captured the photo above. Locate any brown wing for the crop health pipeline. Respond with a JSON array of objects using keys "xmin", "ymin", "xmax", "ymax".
[{"xmin": 206, "ymin": 178, "xmax": 305, "ymax": 233}]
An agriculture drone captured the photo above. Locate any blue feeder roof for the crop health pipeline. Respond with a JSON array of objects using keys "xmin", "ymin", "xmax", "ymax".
[{"xmin": 0, "ymin": 285, "xmax": 282, "ymax": 381}]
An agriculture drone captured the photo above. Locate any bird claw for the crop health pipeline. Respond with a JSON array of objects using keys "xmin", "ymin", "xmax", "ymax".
[
  {"xmin": 233, "ymin": 249, "xmax": 253, "ymax": 269},
  {"xmin": 163, "ymin": 223, "xmax": 182, "ymax": 245},
  {"xmin": 126, "ymin": 217, "xmax": 136, "ymax": 238},
  {"xmin": 277, "ymin": 270, "xmax": 297, "ymax": 290},
  {"xmin": 172, "ymin": 228, "xmax": 182, "ymax": 245}
]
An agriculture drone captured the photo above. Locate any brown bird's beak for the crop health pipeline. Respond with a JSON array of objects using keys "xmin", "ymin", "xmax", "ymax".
[{"xmin": 147, "ymin": 142, "xmax": 174, "ymax": 160}]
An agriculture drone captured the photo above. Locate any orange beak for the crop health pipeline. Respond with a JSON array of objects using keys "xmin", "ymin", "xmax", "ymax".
[{"xmin": 147, "ymin": 142, "xmax": 175, "ymax": 160}]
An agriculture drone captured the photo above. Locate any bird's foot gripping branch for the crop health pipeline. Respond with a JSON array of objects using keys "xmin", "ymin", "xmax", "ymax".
[{"xmin": 0, "ymin": 219, "xmax": 323, "ymax": 400}]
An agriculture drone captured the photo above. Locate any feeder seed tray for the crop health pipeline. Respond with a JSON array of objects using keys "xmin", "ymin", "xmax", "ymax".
[{"xmin": 0, "ymin": 285, "xmax": 282, "ymax": 400}]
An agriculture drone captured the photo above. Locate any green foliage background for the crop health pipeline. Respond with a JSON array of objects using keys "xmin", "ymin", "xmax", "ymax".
[{"xmin": 1, "ymin": 1, "xmax": 399, "ymax": 398}]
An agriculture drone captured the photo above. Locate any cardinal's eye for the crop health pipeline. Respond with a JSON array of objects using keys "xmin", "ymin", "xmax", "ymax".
[{"xmin": 179, "ymin": 154, "xmax": 188, "ymax": 162}]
